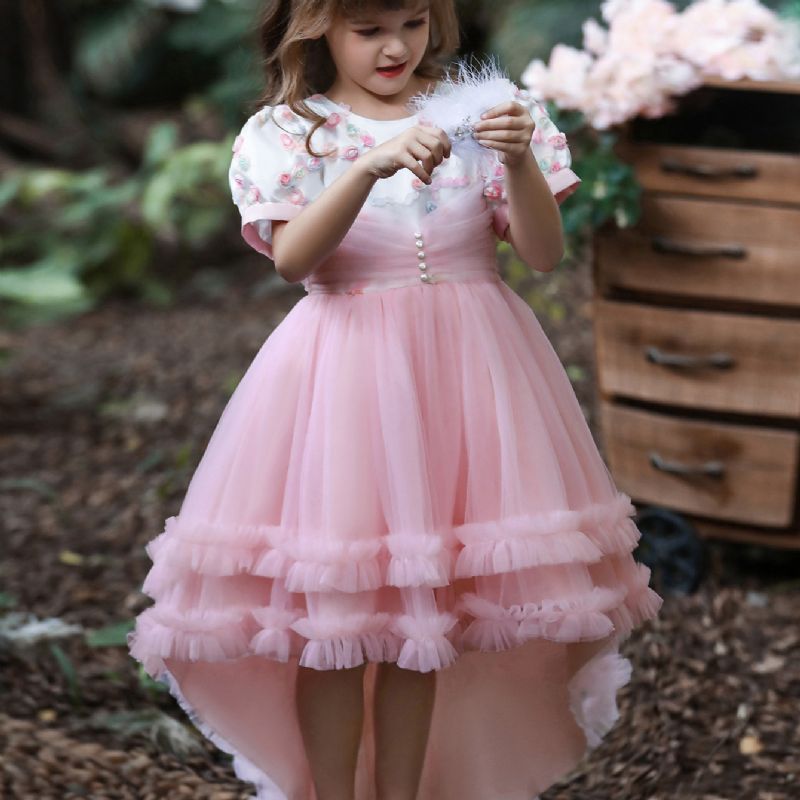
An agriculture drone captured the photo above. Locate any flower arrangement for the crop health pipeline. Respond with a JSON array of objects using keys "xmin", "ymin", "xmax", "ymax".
[
  {"xmin": 522, "ymin": 0, "xmax": 800, "ymax": 130},
  {"xmin": 515, "ymin": 0, "xmax": 800, "ymax": 243}
]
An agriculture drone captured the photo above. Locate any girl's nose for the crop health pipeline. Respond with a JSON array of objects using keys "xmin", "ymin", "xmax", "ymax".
[{"xmin": 383, "ymin": 39, "xmax": 408, "ymax": 58}]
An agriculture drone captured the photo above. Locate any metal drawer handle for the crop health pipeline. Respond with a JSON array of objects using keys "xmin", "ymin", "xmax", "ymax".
[
  {"xmin": 651, "ymin": 236, "xmax": 747, "ymax": 259},
  {"xmin": 645, "ymin": 345, "xmax": 735, "ymax": 369},
  {"xmin": 660, "ymin": 158, "xmax": 759, "ymax": 180},
  {"xmin": 649, "ymin": 450, "xmax": 725, "ymax": 478}
]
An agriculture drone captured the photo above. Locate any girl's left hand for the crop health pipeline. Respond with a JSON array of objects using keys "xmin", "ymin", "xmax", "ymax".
[{"xmin": 472, "ymin": 100, "xmax": 535, "ymax": 168}]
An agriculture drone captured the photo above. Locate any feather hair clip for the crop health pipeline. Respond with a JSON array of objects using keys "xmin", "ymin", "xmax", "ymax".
[{"xmin": 405, "ymin": 55, "xmax": 520, "ymax": 168}]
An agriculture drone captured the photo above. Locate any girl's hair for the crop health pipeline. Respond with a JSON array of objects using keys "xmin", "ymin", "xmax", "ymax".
[{"xmin": 254, "ymin": 0, "xmax": 460, "ymax": 158}]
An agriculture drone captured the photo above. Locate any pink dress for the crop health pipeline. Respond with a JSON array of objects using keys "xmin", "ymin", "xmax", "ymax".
[{"xmin": 127, "ymin": 84, "xmax": 663, "ymax": 800}]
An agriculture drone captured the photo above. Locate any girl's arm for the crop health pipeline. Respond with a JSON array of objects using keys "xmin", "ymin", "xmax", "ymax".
[
  {"xmin": 502, "ymin": 150, "xmax": 564, "ymax": 272},
  {"xmin": 271, "ymin": 160, "xmax": 378, "ymax": 283},
  {"xmin": 475, "ymin": 93, "xmax": 579, "ymax": 273}
]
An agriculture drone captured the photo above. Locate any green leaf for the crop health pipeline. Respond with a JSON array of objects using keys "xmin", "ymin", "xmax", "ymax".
[
  {"xmin": 85, "ymin": 620, "xmax": 135, "ymax": 648},
  {"xmin": 0, "ymin": 255, "xmax": 85, "ymax": 306},
  {"xmin": 49, "ymin": 643, "xmax": 82, "ymax": 706},
  {"xmin": 143, "ymin": 122, "xmax": 180, "ymax": 171}
]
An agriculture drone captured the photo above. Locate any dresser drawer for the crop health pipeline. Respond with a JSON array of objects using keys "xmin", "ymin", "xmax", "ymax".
[
  {"xmin": 599, "ymin": 401, "xmax": 799, "ymax": 527},
  {"xmin": 617, "ymin": 142, "xmax": 800, "ymax": 206},
  {"xmin": 593, "ymin": 299, "xmax": 800, "ymax": 417},
  {"xmin": 594, "ymin": 196, "xmax": 800, "ymax": 307}
]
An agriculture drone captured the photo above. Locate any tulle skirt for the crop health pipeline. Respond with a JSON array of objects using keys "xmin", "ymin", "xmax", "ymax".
[{"xmin": 128, "ymin": 275, "xmax": 663, "ymax": 799}]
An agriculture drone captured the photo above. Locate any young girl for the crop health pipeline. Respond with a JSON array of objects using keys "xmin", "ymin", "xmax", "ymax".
[{"xmin": 128, "ymin": 1, "xmax": 663, "ymax": 798}]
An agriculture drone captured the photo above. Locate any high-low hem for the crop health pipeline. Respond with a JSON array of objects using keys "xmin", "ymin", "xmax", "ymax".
[{"xmin": 130, "ymin": 630, "xmax": 645, "ymax": 799}]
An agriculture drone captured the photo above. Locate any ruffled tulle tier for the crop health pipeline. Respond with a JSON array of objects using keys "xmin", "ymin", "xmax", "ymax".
[
  {"xmin": 131, "ymin": 497, "xmax": 660, "ymax": 676},
  {"xmin": 131, "ymin": 558, "xmax": 661, "ymax": 676},
  {"xmin": 140, "ymin": 490, "xmax": 641, "ymax": 594}
]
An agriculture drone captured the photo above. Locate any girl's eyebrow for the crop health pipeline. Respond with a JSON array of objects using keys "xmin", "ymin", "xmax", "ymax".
[{"xmin": 350, "ymin": 3, "xmax": 430, "ymax": 24}]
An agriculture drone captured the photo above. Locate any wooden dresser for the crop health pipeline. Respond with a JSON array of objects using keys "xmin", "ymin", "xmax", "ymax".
[{"xmin": 591, "ymin": 78, "xmax": 800, "ymax": 549}]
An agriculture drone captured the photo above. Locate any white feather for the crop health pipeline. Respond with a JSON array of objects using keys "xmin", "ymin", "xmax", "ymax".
[{"xmin": 405, "ymin": 55, "xmax": 519, "ymax": 168}]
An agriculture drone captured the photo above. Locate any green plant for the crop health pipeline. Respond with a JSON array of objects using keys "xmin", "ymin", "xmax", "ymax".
[{"xmin": 0, "ymin": 126, "xmax": 234, "ymax": 327}]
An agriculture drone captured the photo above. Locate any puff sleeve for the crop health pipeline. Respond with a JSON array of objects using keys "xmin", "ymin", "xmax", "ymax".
[
  {"xmin": 228, "ymin": 105, "xmax": 326, "ymax": 261},
  {"xmin": 482, "ymin": 88, "xmax": 581, "ymax": 241}
]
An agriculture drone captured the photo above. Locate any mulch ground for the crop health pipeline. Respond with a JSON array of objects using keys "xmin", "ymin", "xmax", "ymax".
[{"xmin": 1, "ymin": 253, "xmax": 798, "ymax": 799}]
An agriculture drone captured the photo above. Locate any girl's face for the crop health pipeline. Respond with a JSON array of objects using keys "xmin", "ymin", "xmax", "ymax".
[{"xmin": 324, "ymin": 2, "xmax": 432, "ymax": 102}]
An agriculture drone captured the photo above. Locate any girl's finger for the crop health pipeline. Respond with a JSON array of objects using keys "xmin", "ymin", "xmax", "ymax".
[
  {"xmin": 416, "ymin": 129, "xmax": 447, "ymax": 161},
  {"xmin": 476, "ymin": 129, "xmax": 526, "ymax": 144},
  {"xmin": 409, "ymin": 142, "xmax": 435, "ymax": 173},
  {"xmin": 400, "ymin": 153, "xmax": 432, "ymax": 184},
  {"xmin": 481, "ymin": 100, "xmax": 519, "ymax": 119},
  {"xmin": 474, "ymin": 117, "xmax": 525, "ymax": 134}
]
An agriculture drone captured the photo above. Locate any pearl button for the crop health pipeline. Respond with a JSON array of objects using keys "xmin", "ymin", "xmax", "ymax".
[
  {"xmin": 415, "ymin": 240, "xmax": 424, "ymax": 249},
  {"xmin": 417, "ymin": 251, "xmax": 426, "ymax": 260},
  {"xmin": 420, "ymin": 273, "xmax": 432, "ymax": 283},
  {"xmin": 418, "ymin": 262, "xmax": 427, "ymax": 270},
  {"xmin": 413, "ymin": 231, "xmax": 422, "ymax": 238}
]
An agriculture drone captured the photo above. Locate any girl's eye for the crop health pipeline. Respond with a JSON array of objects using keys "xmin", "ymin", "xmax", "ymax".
[{"xmin": 354, "ymin": 19, "xmax": 427, "ymax": 37}]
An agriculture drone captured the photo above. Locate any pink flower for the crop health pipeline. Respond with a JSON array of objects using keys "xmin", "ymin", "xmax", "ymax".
[
  {"xmin": 232, "ymin": 134, "xmax": 245, "ymax": 154},
  {"xmin": 289, "ymin": 188, "xmax": 305, "ymax": 205},
  {"xmin": 307, "ymin": 156, "xmax": 322, "ymax": 171},
  {"xmin": 278, "ymin": 172, "xmax": 293, "ymax": 186},
  {"xmin": 325, "ymin": 113, "xmax": 342, "ymax": 128},
  {"xmin": 280, "ymin": 106, "xmax": 296, "ymax": 120},
  {"xmin": 483, "ymin": 181, "xmax": 503, "ymax": 201},
  {"xmin": 279, "ymin": 132, "xmax": 296, "ymax": 150},
  {"xmin": 493, "ymin": 163, "xmax": 505, "ymax": 178},
  {"xmin": 341, "ymin": 145, "xmax": 360, "ymax": 160},
  {"xmin": 233, "ymin": 174, "xmax": 245, "ymax": 188},
  {"xmin": 360, "ymin": 133, "xmax": 375, "ymax": 147},
  {"xmin": 532, "ymin": 127, "xmax": 544, "ymax": 144},
  {"xmin": 245, "ymin": 186, "xmax": 262, "ymax": 205},
  {"xmin": 411, "ymin": 178, "xmax": 425, "ymax": 190},
  {"xmin": 550, "ymin": 161, "xmax": 563, "ymax": 173},
  {"xmin": 548, "ymin": 133, "xmax": 568, "ymax": 149}
]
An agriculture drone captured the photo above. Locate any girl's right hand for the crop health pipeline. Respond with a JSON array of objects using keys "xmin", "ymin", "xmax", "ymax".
[{"xmin": 359, "ymin": 125, "xmax": 452, "ymax": 185}]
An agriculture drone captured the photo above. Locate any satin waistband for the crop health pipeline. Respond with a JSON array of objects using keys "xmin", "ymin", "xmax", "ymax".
[{"xmin": 305, "ymin": 268, "xmax": 502, "ymax": 295}]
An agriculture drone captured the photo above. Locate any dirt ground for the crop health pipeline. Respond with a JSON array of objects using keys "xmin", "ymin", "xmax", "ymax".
[{"xmin": 1, "ymin": 253, "xmax": 798, "ymax": 799}]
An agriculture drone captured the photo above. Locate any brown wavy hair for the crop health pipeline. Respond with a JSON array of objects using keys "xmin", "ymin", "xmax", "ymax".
[{"xmin": 251, "ymin": 0, "xmax": 461, "ymax": 158}]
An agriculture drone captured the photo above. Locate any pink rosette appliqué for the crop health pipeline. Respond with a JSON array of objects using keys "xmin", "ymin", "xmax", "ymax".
[
  {"xmin": 483, "ymin": 180, "xmax": 504, "ymax": 201},
  {"xmin": 288, "ymin": 188, "xmax": 306, "ymax": 206},
  {"xmin": 245, "ymin": 186, "xmax": 262, "ymax": 206},
  {"xmin": 279, "ymin": 132, "xmax": 298, "ymax": 151}
]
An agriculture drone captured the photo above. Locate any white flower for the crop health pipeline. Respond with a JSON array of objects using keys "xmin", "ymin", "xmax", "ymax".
[{"xmin": 522, "ymin": 0, "xmax": 800, "ymax": 129}]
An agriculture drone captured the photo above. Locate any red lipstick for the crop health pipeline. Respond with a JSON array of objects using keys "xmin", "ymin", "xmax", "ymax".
[{"xmin": 376, "ymin": 61, "xmax": 407, "ymax": 78}]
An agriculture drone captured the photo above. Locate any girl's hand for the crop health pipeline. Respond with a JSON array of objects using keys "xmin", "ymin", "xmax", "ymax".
[
  {"xmin": 472, "ymin": 100, "xmax": 535, "ymax": 168},
  {"xmin": 359, "ymin": 125, "xmax": 451, "ymax": 184}
]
